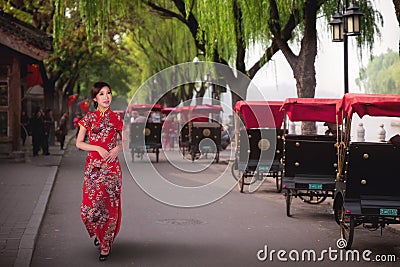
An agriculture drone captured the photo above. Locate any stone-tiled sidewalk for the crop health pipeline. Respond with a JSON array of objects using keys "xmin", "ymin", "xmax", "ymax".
[{"xmin": 0, "ymin": 132, "xmax": 74, "ymax": 267}]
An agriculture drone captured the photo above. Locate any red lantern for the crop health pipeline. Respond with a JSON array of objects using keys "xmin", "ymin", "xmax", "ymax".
[
  {"xmin": 79, "ymin": 99, "xmax": 89, "ymax": 113},
  {"xmin": 68, "ymin": 94, "xmax": 79, "ymax": 107},
  {"xmin": 26, "ymin": 64, "xmax": 43, "ymax": 88}
]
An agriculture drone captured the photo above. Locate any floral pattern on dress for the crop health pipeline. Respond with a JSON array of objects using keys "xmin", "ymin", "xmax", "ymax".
[{"xmin": 78, "ymin": 108, "xmax": 123, "ymax": 252}]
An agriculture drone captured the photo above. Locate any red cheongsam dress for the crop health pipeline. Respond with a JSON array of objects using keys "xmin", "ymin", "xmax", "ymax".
[{"xmin": 78, "ymin": 108, "xmax": 123, "ymax": 252}]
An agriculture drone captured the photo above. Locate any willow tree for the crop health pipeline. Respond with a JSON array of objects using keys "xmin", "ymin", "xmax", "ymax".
[
  {"xmin": 123, "ymin": 4, "xmax": 198, "ymax": 107},
  {"xmin": 124, "ymin": 0, "xmax": 382, "ymax": 116},
  {"xmin": 120, "ymin": 0, "xmax": 299, "ymax": 109},
  {"xmin": 53, "ymin": 1, "xmax": 383, "ymax": 115},
  {"xmin": 357, "ymin": 50, "xmax": 400, "ymax": 94},
  {"xmin": 189, "ymin": 0, "xmax": 381, "ymax": 133},
  {"xmin": 2, "ymin": 0, "xmax": 135, "ymax": 116},
  {"xmin": 193, "ymin": 1, "xmax": 380, "ymax": 95}
]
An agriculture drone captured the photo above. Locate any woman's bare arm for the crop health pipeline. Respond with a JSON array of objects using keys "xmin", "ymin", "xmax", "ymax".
[
  {"xmin": 105, "ymin": 130, "xmax": 127, "ymax": 162},
  {"xmin": 76, "ymin": 125, "xmax": 109, "ymax": 159}
]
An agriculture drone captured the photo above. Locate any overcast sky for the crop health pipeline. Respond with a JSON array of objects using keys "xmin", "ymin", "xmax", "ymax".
[{"xmin": 246, "ymin": 0, "xmax": 399, "ymax": 100}]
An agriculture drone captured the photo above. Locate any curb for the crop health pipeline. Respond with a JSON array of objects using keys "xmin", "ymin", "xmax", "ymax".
[
  {"xmin": 385, "ymin": 225, "xmax": 400, "ymax": 235},
  {"xmin": 13, "ymin": 133, "xmax": 75, "ymax": 267},
  {"xmin": 14, "ymin": 167, "xmax": 58, "ymax": 267}
]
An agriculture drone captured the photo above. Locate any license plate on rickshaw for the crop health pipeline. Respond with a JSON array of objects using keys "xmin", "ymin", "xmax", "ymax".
[
  {"xmin": 380, "ymin": 208, "xmax": 398, "ymax": 216},
  {"xmin": 258, "ymin": 166, "xmax": 270, "ymax": 171},
  {"xmin": 309, "ymin": 183, "xmax": 322, "ymax": 190}
]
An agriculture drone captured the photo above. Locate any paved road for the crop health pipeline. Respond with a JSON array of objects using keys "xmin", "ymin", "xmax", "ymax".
[{"xmin": 31, "ymin": 144, "xmax": 400, "ymax": 266}]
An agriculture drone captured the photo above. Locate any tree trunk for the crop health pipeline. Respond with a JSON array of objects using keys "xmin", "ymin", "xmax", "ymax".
[
  {"xmin": 38, "ymin": 62, "xmax": 54, "ymax": 111},
  {"xmin": 393, "ymin": 0, "xmax": 400, "ymax": 54},
  {"xmin": 394, "ymin": 0, "xmax": 400, "ymax": 28},
  {"xmin": 269, "ymin": 0, "xmax": 319, "ymax": 134}
]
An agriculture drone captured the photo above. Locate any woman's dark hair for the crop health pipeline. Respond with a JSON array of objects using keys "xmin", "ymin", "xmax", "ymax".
[{"xmin": 91, "ymin": 81, "xmax": 111, "ymax": 109}]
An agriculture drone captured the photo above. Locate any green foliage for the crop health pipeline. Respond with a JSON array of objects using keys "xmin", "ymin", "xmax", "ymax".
[
  {"xmin": 0, "ymin": 0, "xmax": 138, "ymax": 117},
  {"xmin": 2, "ymin": 0, "xmax": 386, "ymax": 107},
  {"xmin": 123, "ymin": 3, "xmax": 197, "ymax": 104},
  {"xmin": 357, "ymin": 50, "xmax": 400, "ymax": 94},
  {"xmin": 182, "ymin": 0, "xmax": 381, "ymax": 65},
  {"xmin": 54, "ymin": 0, "xmax": 131, "ymax": 48}
]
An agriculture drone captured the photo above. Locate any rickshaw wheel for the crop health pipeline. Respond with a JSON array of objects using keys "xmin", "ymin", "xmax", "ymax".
[
  {"xmin": 215, "ymin": 151, "xmax": 219, "ymax": 163},
  {"xmin": 156, "ymin": 148, "xmax": 159, "ymax": 163},
  {"xmin": 179, "ymin": 143, "xmax": 185, "ymax": 157},
  {"xmin": 299, "ymin": 192, "xmax": 327, "ymax": 204},
  {"xmin": 285, "ymin": 190, "xmax": 292, "ymax": 217},
  {"xmin": 339, "ymin": 203, "xmax": 354, "ymax": 249},
  {"xmin": 237, "ymin": 173, "xmax": 245, "ymax": 192},
  {"xmin": 190, "ymin": 146, "xmax": 196, "ymax": 162},
  {"xmin": 237, "ymin": 170, "xmax": 258, "ymax": 193},
  {"xmin": 274, "ymin": 172, "xmax": 283, "ymax": 193},
  {"xmin": 334, "ymin": 197, "xmax": 343, "ymax": 225},
  {"xmin": 231, "ymin": 163, "xmax": 240, "ymax": 181},
  {"xmin": 237, "ymin": 172, "xmax": 254, "ymax": 193}
]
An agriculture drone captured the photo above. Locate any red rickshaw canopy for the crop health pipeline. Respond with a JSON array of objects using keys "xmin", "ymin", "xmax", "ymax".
[
  {"xmin": 336, "ymin": 93, "xmax": 400, "ymax": 119},
  {"xmin": 280, "ymin": 98, "xmax": 341, "ymax": 123},
  {"xmin": 176, "ymin": 104, "xmax": 222, "ymax": 121},
  {"xmin": 161, "ymin": 107, "xmax": 176, "ymax": 115},
  {"xmin": 234, "ymin": 100, "xmax": 284, "ymax": 129},
  {"xmin": 127, "ymin": 104, "xmax": 163, "ymax": 113}
]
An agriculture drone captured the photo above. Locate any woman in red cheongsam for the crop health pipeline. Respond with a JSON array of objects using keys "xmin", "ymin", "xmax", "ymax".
[{"xmin": 76, "ymin": 81, "xmax": 124, "ymax": 261}]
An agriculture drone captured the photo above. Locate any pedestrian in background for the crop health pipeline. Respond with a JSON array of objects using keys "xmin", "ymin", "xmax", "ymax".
[
  {"xmin": 30, "ymin": 107, "xmax": 44, "ymax": 156},
  {"xmin": 20, "ymin": 110, "xmax": 29, "ymax": 146},
  {"xmin": 76, "ymin": 81, "xmax": 124, "ymax": 261},
  {"xmin": 58, "ymin": 112, "xmax": 68, "ymax": 150},
  {"xmin": 43, "ymin": 109, "xmax": 53, "ymax": 155},
  {"xmin": 162, "ymin": 115, "xmax": 177, "ymax": 150}
]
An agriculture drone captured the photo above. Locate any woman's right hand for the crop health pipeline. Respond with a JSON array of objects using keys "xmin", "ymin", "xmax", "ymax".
[{"xmin": 97, "ymin": 146, "xmax": 109, "ymax": 159}]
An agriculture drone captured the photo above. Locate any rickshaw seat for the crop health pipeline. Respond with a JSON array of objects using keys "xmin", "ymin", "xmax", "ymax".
[
  {"xmin": 344, "ymin": 142, "xmax": 400, "ymax": 200},
  {"xmin": 238, "ymin": 128, "xmax": 277, "ymax": 165},
  {"xmin": 284, "ymin": 135, "xmax": 337, "ymax": 179}
]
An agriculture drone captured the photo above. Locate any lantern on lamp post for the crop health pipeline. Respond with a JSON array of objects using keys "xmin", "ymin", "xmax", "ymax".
[
  {"xmin": 329, "ymin": 0, "xmax": 363, "ymax": 94},
  {"xmin": 329, "ymin": 12, "xmax": 344, "ymax": 42},
  {"xmin": 343, "ymin": 1, "xmax": 363, "ymax": 36}
]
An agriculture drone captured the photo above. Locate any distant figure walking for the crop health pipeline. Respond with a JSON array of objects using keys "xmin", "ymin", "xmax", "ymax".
[
  {"xmin": 21, "ymin": 110, "xmax": 29, "ymax": 146},
  {"xmin": 30, "ymin": 107, "xmax": 44, "ymax": 156},
  {"xmin": 58, "ymin": 112, "xmax": 68, "ymax": 150},
  {"xmin": 43, "ymin": 109, "xmax": 54, "ymax": 155}
]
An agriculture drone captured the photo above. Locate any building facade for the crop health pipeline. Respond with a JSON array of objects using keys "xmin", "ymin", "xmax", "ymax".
[{"xmin": 0, "ymin": 11, "xmax": 52, "ymax": 158}]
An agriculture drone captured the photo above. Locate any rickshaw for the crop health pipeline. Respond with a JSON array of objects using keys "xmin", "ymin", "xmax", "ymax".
[
  {"xmin": 161, "ymin": 107, "xmax": 177, "ymax": 151},
  {"xmin": 128, "ymin": 104, "xmax": 163, "ymax": 162},
  {"xmin": 334, "ymin": 93, "xmax": 400, "ymax": 249},
  {"xmin": 176, "ymin": 104, "xmax": 223, "ymax": 162},
  {"xmin": 232, "ymin": 100, "xmax": 285, "ymax": 193},
  {"xmin": 281, "ymin": 98, "xmax": 340, "ymax": 217}
]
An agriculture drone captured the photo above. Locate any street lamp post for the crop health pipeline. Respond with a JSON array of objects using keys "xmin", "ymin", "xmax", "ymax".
[{"xmin": 329, "ymin": 0, "xmax": 363, "ymax": 94}]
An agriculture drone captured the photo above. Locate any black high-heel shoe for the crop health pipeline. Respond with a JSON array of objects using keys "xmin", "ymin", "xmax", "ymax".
[
  {"xmin": 99, "ymin": 252, "xmax": 109, "ymax": 261},
  {"xmin": 94, "ymin": 237, "xmax": 100, "ymax": 247}
]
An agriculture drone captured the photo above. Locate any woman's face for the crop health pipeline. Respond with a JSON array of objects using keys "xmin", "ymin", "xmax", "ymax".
[{"xmin": 94, "ymin": 86, "xmax": 112, "ymax": 110}]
